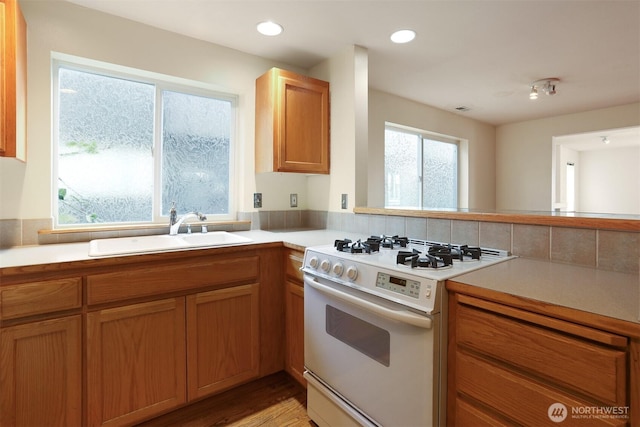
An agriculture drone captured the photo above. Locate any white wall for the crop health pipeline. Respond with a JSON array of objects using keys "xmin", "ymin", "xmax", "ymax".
[
  {"xmin": 0, "ymin": 0, "xmax": 309, "ymax": 220},
  {"xmin": 554, "ymin": 145, "xmax": 580, "ymax": 210},
  {"xmin": 496, "ymin": 103, "xmax": 640, "ymax": 211},
  {"xmin": 307, "ymin": 45, "xmax": 368, "ymax": 212},
  {"xmin": 578, "ymin": 146, "xmax": 640, "ymax": 214},
  {"xmin": 367, "ymin": 90, "xmax": 496, "ymax": 210}
]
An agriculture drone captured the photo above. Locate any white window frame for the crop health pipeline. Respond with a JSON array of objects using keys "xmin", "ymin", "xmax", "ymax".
[{"xmin": 52, "ymin": 53, "xmax": 238, "ymax": 228}]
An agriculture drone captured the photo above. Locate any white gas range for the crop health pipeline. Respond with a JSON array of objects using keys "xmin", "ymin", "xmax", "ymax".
[{"xmin": 302, "ymin": 236, "xmax": 514, "ymax": 427}]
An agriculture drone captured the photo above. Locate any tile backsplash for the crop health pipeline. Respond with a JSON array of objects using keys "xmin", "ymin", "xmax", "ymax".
[{"xmin": 1, "ymin": 211, "xmax": 638, "ymax": 274}]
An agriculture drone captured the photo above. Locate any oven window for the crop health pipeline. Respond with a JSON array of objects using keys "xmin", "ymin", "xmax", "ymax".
[{"xmin": 326, "ymin": 305, "xmax": 390, "ymax": 367}]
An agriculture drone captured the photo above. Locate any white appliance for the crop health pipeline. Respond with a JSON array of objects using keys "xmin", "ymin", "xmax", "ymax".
[{"xmin": 302, "ymin": 237, "xmax": 513, "ymax": 427}]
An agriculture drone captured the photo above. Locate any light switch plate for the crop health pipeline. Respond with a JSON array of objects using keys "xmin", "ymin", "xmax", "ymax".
[
  {"xmin": 290, "ymin": 193, "xmax": 298, "ymax": 208},
  {"xmin": 253, "ymin": 193, "xmax": 262, "ymax": 208},
  {"xmin": 341, "ymin": 194, "xmax": 348, "ymax": 209}
]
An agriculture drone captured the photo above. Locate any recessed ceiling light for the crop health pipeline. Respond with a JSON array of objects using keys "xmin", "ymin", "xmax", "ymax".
[
  {"xmin": 257, "ymin": 21, "xmax": 283, "ymax": 36},
  {"xmin": 390, "ymin": 29, "xmax": 416, "ymax": 44}
]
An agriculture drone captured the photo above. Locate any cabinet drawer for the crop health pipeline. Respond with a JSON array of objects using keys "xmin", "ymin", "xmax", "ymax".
[
  {"xmin": 457, "ymin": 303, "xmax": 627, "ymax": 406},
  {"xmin": 456, "ymin": 351, "xmax": 627, "ymax": 427},
  {"xmin": 1, "ymin": 278, "xmax": 82, "ymax": 320},
  {"xmin": 285, "ymin": 250, "xmax": 303, "ymax": 283},
  {"xmin": 455, "ymin": 397, "xmax": 512, "ymax": 427},
  {"xmin": 87, "ymin": 256, "xmax": 259, "ymax": 305}
]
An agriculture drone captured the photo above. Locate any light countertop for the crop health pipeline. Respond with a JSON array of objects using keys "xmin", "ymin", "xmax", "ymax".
[
  {"xmin": 0, "ymin": 229, "xmax": 355, "ymax": 269},
  {"xmin": 2, "ymin": 230, "xmax": 638, "ymax": 330},
  {"xmin": 449, "ymin": 257, "xmax": 640, "ymax": 325}
]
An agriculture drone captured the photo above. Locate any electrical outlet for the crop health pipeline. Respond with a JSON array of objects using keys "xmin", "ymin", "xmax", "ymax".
[
  {"xmin": 253, "ymin": 193, "xmax": 262, "ymax": 208},
  {"xmin": 290, "ymin": 193, "xmax": 298, "ymax": 208},
  {"xmin": 341, "ymin": 194, "xmax": 348, "ymax": 209}
]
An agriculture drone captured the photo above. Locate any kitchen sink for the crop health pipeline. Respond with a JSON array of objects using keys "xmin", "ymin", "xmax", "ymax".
[
  {"xmin": 88, "ymin": 231, "xmax": 252, "ymax": 257},
  {"xmin": 178, "ymin": 232, "xmax": 252, "ymax": 247}
]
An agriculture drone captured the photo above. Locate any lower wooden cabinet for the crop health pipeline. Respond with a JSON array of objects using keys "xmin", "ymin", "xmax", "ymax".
[
  {"xmin": 285, "ymin": 280, "xmax": 305, "ymax": 385},
  {"xmin": 186, "ymin": 284, "xmax": 260, "ymax": 399},
  {"xmin": 86, "ymin": 298, "xmax": 187, "ymax": 427},
  {"xmin": 284, "ymin": 249, "xmax": 305, "ymax": 386},
  {"xmin": 447, "ymin": 292, "xmax": 630, "ymax": 427},
  {"xmin": 0, "ymin": 315, "xmax": 82, "ymax": 427},
  {"xmin": 0, "ymin": 247, "xmax": 284, "ymax": 426}
]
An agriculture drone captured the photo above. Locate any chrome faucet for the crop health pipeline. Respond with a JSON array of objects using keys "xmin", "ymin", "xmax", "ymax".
[{"xmin": 169, "ymin": 211, "xmax": 207, "ymax": 235}]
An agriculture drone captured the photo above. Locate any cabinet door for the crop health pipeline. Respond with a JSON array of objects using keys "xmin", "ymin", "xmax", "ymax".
[
  {"xmin": 186, "ymin": 284, "xmax": 259, "ymax": 400},
  {"xmin": 0, "ymin": 0, "xmax": 27, "ymax": 161},
  {"xmin": 285, "ymin": 279, "xmax": 305, "ymax": 386},
  {"xmin": 86, "ymin": 298, "xmax": 186, "ymax": 427},
  {"xmin": 255, "ymin": 68, "xmax": 330, "ymax": 174},
  {"xmin": 0, "ymin": 316, "xmax": 82, "ymax": 427},
  {"xmin": 276, "ymin": 73, "xmax": 329, "ymax": 173}
]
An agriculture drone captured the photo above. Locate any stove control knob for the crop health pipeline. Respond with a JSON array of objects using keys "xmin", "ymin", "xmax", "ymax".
[
  {"xmin": 308, "ymin": 256, "xmax": 319, "ymax": 269},
  {"xmin": 320, "ymin": 259, "xmax": 331, "ymax": 273},
  {"xmin": 332, "ymin": 263, "xmax": 344, "ymax": 277},
  {"xmin": 346, "ymin": 266, "xmax": 358, "ymax": 281}
]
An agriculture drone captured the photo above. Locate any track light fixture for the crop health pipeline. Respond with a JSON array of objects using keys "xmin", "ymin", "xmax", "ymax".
[{"xmin": 529, "ymin": 78, "xmax": 560, "ymax": 100}]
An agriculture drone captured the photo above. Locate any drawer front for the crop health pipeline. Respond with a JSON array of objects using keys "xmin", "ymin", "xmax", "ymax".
[
  {"xmin": 456, "ymin": 351, "xmax": 628, "ymax": 427},
  {"xmin": 457, "ymin": 303, "xmax": 627, "ymax": 406},
  {"xmin": 1, "ymin": 278, "xmax": 82, "ymax": 320},
  {"xmin": 285, "ymin": 250, "xmax": 303, "ymax": 283},
  {"xmin": 455, "ymin": 397, "xmax": 513, "ymax": 427},
  {"xmin": 87, "ymin": 256, "xmax": 259, "ymax": 305}
]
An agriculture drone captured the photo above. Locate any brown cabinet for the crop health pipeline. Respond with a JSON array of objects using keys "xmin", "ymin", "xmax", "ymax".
[
  {"xmin": 0, "ymin": 0, "xmax": 27, "ymax": 161},
  {"xmin": 0, "ymin": 247, "xmax": 283, "ymax": 426},
  {"xmin": 255, "ymin": 68, "xmax": 330, "ymax": 174},
  {"xmin": 448, "ymin": 292, "xmax": 630, "ymax": 427},
  {"xmin": 86, "ymin": 298, "xmax": 187, "ymax": 427},
  {"xmin": 186, "ymin": 284, "xmax": 260, "ymax": 399},
  {"xmin": 284, "ymin": 249, "xmax": 305, "ymax": 386},
  {"xmin": 85, "ymin": 253, "xmax": 263, "ymax": 426},
  {"xmin": 1, "ymin": 316, "xmax": 82, "ymax": 427},
  {"xmin": 0, "ymin": 276, "xmax": 83, "ymax": 427}
]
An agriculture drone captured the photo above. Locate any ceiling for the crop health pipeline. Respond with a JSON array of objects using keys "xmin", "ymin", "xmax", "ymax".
[
  {"xmin": 63, "ymin": 0, "xmax": 640, "ymax": 126},
  {"xmin": 555, "ymin": 126, "xmax": 639, "ymax": 152}
]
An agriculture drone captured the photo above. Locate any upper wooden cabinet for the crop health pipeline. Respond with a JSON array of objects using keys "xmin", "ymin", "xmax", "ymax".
[
  {"xmin": 255, "ymin": 68, "xmax": 330, "ymax": 174},
  {"xmin": 0, "ymin": 0, "xmax": 27, "ymax": 161}
]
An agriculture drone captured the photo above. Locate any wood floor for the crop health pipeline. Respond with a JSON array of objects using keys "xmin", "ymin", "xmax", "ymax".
[{"xmin": 136, "ymin": 372, "xmax": 314, "ymax": 427}]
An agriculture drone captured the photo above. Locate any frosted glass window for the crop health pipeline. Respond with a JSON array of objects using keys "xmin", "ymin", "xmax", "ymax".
[
  {"xmin": 385, "ymin": 128, "xmax": 421, "ymax": 207},
  {"xmin": 161, "ymin": 91, "xmax": 231, "ymax": 216},
  {"xmin": 384, "ymin": 125, "xmax": 458, "ymax": 209},
  {"xmin": 423, "ymin": 139, "xmax": 458, "ymax": 209},
  {"xmin": 54, "ymin": 62, "xmax": 235, "ymax": 227},
  {"xmin": 57, "ymin": 68, "xmax": 155, "ymax": 224}
]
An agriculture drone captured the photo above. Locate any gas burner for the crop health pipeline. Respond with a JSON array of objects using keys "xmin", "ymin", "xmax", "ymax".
[
  {"xmin": 369, "ymin": 235, "xmax": 409, "ymax": 249},
  {"xmin": 428, "ymin": 244, "xmax": 481, "ymax": 261},
  {"xmin": 397, "ymin": 250, "xmax": 453, "ymax": 269},
  {"xmin": 335, "ymin": 238, "xmax": 380, "ymax": 254}
]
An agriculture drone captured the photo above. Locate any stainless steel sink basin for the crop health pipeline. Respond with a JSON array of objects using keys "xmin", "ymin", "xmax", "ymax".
[{"xmin": 88, "ymin": 232, "xmax": 252, "ymax": 257}]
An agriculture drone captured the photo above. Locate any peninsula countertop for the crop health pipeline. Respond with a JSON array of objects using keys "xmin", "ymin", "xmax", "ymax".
[{"xmin": 447, "ymin": 257, "xmax": 640, "ymax": 335}]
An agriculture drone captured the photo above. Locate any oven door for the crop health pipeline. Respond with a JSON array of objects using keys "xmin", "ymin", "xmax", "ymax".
[{"xmin": 304, "ymin": 273, "xmax": 440, "ymax": 427}]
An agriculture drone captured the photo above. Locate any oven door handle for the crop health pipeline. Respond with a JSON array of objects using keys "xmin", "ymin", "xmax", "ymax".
[{"xmin": 304, "ymin": 275, "xmax": 433, "ymax": 329}]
